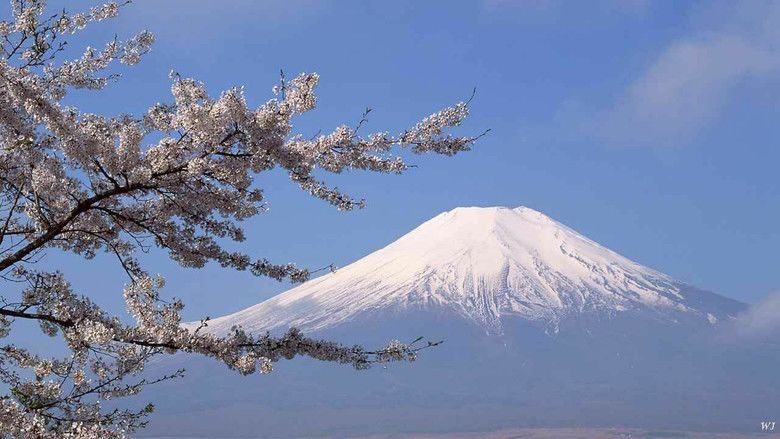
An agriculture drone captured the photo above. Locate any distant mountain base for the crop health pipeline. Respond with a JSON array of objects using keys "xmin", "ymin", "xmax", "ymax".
[
  {"xmin": 145, "ymin": 427, "xmax": 779, "ymax": 439},
  {"xmin": 139, "ymin": 208, "xmax": 779, "ymax": 439},
  {"xmin": 137, "ymin": 311, "xmax": 780, "ymax": 439},
  {"xmin": 360, "ymin": 428, "xmax": 780, "ymax": 439}
]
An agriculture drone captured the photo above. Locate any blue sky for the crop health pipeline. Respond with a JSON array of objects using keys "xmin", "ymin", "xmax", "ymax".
[{"xmin": 36, "ymin": 0, "xmax": 780, "ymax": 319}]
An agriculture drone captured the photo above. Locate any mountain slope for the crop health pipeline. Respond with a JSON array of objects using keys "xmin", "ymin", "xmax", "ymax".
[
  {"xmin": 142, "ymin": 207, "xmax": 778, "ymax": 438},
  {"xmin": 206, "ymin": 206, "xmax": 743, "ymax": 334}
]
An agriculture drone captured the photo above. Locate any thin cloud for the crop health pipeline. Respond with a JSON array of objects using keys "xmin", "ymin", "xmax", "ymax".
[
  {"xmin": 117, "ymin": 0, "xmax": 325, "ymax": 45},
  {"xmin": 731, "ymin": 291, "xmax": 780, "ymax": 339},
  {"xmin": 483, "ymin": 0, "xmax": 651, "ymax": 16},
  {"xmin": 594, "ymin": 1, "xmax": 780, "ymax": 147}
]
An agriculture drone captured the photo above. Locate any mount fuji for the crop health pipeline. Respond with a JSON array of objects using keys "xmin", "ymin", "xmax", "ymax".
[
  {"xmin": 205, "ymin": 206, "xmax": 742, "ymax": 335},
  {"xmin": 142, "ymin": 207, "xmax": 779, "ymax": 438}
]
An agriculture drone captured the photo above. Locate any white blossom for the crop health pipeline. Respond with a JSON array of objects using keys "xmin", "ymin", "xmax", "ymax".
[
  {"xmin": 0, "ymin": 1, "xmax": 474, "ymax": 437},
  {"xmin": 90, "ymin": 3, "xmax": 120, "ymax": 21}
]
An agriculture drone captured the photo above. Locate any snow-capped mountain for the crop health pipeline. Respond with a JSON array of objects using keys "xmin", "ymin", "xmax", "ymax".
[
  {"xmin": 145, "ymin": 207, "xmax": 777, "ymax": 438},
  {"xmin": 206, "ymin": 206, "xmax": 741, "ymax": 335}
]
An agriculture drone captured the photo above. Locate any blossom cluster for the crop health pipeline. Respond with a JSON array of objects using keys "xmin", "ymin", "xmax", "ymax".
[{"xmin": 0, "ymin": 1, "xmax": 473, "ymax": 437}]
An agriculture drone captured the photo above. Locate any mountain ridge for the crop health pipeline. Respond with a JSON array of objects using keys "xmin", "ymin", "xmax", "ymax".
[
  {"xmin": 204, "ymin": 206, "xmax": 744, "ymax": 335},
  {"xmin": 148, "ymin": 207, "xmax": 777, "ymax": 438}
]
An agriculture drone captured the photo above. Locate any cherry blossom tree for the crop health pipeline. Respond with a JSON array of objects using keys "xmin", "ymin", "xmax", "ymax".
[{"xmin": 0, "ymin": 1, "xmax": 479, "ymax": 437}]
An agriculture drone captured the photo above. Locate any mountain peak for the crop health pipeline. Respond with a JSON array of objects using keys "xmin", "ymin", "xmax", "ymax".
[
  {"xmin": 424, "ymin": 206, "xmax": 565, "ymax": 239},
  {"xmin": 434, "ymin": 205, "xmax": 552, "ymax": 224},
  {"xmin": 205, "ymin": 207, "xmax": 741, "ymax": 335}
]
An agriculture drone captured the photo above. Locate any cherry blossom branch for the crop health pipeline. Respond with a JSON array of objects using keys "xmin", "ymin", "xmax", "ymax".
[{"xmin": 0, "ymin": 1, "xmax": 481, "ymax": 436}]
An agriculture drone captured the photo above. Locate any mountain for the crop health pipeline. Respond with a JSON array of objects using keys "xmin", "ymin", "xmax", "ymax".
[
  {"xmin": 206, "ymin": 206, "xmax": 742, "ymax": 335},
  {"xmin": 140, "ymin": 207, "xmax": 779, "ymax": 439}
]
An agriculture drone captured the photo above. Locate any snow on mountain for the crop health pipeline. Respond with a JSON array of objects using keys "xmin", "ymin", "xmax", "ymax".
[
  {"xmin": 147, "ymin": 207, "xmax": 772, "ymax": 438},
  {"xmin": 205, "ymin": 206, "xmax": 739, "ymax": 334}
]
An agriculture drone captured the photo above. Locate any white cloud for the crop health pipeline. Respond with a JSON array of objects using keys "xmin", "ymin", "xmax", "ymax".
[
  {"xmin": 595, "ymin": 1, "xmax": 780, "ymax": 146},
  {"xmin": 731, "ymin": 291, "xmax": 780, "ymax": 339}
]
